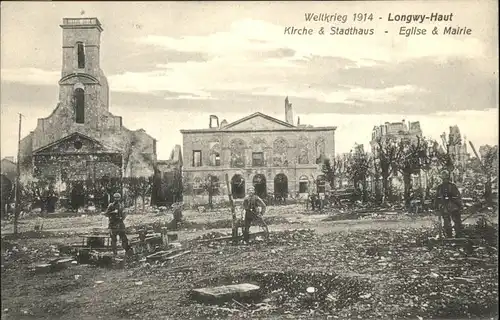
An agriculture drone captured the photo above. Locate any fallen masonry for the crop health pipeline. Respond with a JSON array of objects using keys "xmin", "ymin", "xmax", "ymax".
[
  {"xmin": 33, "ymin": 257, "xmax": 75, "ymax": 274},
  {"xmin": 196, "ymin": 231, "xmax": 267, "ymax": 243},
  {"xmin": 191, "ymin": 283, "xmax": 261, "ymax": 304}
]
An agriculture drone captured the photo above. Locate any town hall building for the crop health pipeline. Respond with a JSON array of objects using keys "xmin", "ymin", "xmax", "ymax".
[
  {"xmin": 180, "ymin": 98, "xmax": 337, "ymax": 204},
  {"xmin": 18, "ymin": 18, "xmax": 157, "ymax": 209}
]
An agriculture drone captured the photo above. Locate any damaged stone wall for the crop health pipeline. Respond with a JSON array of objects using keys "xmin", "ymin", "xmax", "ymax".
[{"xmin": 182, "ymin": 128, "xmax": 335, "ymax": 203}]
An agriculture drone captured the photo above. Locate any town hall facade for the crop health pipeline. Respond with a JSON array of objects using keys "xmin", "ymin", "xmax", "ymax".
[{"xmin": 181, "ymin": 98, "xmax": 337, "ymax": 204}]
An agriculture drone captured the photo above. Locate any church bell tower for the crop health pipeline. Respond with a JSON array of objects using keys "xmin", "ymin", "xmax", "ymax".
[{"xmin": 58, "ymin": 18, "xmax": 109, "ymax": 127}]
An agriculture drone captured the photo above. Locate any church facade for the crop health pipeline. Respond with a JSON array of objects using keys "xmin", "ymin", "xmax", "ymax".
[
  {"xmin": 18, "ymin": 18, "xmax": 157, "ymax": 209},
  {"xmin": 181, "ymin": 98, "xmax": 336, "ymax": 204}
]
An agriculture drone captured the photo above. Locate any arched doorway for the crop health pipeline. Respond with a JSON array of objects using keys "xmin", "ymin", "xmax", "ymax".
[
  {"xmin": 70, "ymin": 182, "xmax": 85, "ymax": 212},
  {"xmin": 274, "ymin": 173, "xmax": 288, "ymax": 197},
  {"xmin": 252, "ymin": 174, "xmax": 267, "ymax": 199},
  {"xmin": 298, "ymin": 175, "xmax": 309, "ymax": 194},
  {"xmin": 231, "ymin": 174, "xmax": 245, "ymax": 199}
]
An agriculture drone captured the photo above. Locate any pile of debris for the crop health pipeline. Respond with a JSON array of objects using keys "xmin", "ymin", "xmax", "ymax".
[
  {"xmin": 189, "ymin": 270, "xmax": 372, "ymax": 317},
  {"xmin": 195, "ymin": 231, "xmax": 229, "ymax": 241}
]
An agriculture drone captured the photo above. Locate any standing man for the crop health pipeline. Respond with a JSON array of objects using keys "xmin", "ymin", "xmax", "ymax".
[
  {"xmin": 435, "ymin": 170, "xmax": 463, "ymax": 238},
  {"xmin": 242, "ymin": 186, "xmax": 268, "ymax": 243},
  {"xmin": 104, "ymin": 193, "xmax": 131, "ymax": 255}
]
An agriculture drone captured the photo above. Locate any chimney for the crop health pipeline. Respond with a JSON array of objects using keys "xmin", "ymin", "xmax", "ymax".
[
  {"xmin": 285, "ymin": 96, "xmax": 294, "ymax": 125},
  {"xmin": 209, "ymin": 115, "xmax": 219, "ymax": 128}
]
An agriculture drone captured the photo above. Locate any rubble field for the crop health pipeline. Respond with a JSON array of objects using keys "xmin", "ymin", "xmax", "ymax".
[{"xmin": 1, "ymin": 209, "xmax": 498, "ymax": 320}]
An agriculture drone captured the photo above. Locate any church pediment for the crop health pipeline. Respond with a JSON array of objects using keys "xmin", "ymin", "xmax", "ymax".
[
  {"xmin": 33, "ymin": 132, "xmax": 118, "ymax": 155},
  {"xmin": 58, "ymin": 73, "xmax": 100, "ymax": 86},
  {"xmin": 223, "ymin": 112, "xmax": 295, "ymax": 131}
]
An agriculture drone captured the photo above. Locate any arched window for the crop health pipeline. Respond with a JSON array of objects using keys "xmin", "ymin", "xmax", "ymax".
[
  {"xmin": 230, "ymin": 139, "xmax": 246, "ymax": 168},
  {"xmin": 299, "ymin": 176, "xmax": 309, "ymax": 193},
  {"xmin": 272, "ymin": 137, "xmax": 288, "ymax": 167},
  {"xmin": 74, "ymin": 88, "xmax": 85, "ymax": 123},
  {"xmin": 209, "ymin": 143, "xmax": 221, "ymax": 166},
  {"xmin": 315, "ymin": 138, "xmax": 326, "ymax": 164},
  {"xmin": 77, "ymin": 42, "xmax": 85, "ymax": 69}
]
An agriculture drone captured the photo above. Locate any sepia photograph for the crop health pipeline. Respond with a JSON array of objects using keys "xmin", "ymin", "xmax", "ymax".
[{"xmin": 1, "ymin": 1, "xmax": 498, "ymax": 319}]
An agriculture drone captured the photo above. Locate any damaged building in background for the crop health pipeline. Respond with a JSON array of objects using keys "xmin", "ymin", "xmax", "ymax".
[
  {"xmin": 370, "ymin": 119, "xmax": 424, "ymax": 192},
  {"xmin": 18, "ymin": 18, "xmax": 157, "ymax": 210},
  {"xmin": 180, "ymin": 97, "xmax": 337, "ymax": 204},
  {"xmin": 154, "ymin": 145, "xmax": 183, "ymax": 206}
]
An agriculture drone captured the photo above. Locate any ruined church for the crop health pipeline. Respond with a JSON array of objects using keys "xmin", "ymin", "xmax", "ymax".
[{"xmin": 18, "ymin": 18, "xmax": 157, "ymax": 209}]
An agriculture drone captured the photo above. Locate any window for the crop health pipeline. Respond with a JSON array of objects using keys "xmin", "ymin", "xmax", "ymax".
[
  {"xmin": 74, "ymin": 88, "xmax": 85, "ymax": 123},
  {"xmin": 210, "ymin": 152, "xmax": 221, "ymax": 166},
  {"xmin": 252, "ymin": 152, "xmax": 264, "ymax": 167},
  {"xmin": 299, "ymin": 182, "xmax": 308, "ymax": 193},
  {"xmin": 298, "ymin": 148, "xmax": 309, "ymax": 164},
  {"xmin": 230, "ymin": 139, "xmax": 246, "ymax": 168},
  {"xmin": 299, "ymin": 176, "xmax": 309, "ymax": 193},
  {"xmin": 193, "ymin": 150, "xmax": 202, "ymax": 167},
  {"xmin": 77, "ymin": 42, "xmax": 85, "ymax": 68}
]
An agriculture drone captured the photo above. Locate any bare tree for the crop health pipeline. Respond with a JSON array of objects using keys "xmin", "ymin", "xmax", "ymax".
[
  {"xmin": 476, "ymin": 144, "xmax": 498, "ymax": 204},
  {"xmin": 137, "ymin": 177, "xmax": 152, "ymax": 211},
  {"xmin": 375, "ymin": 136, "xmax": 403, "ymax": 202},
  {"xmin": 321, "ymin": 158, "xmax": 335, "ymax": 189},
  {"xmin": 393, "ymin": 136, "xmax": 429, "ymax": 209},
  {"xmin": 347, "ymin": 149, "xmax": 371, "ymax": 202},
  {"xmin": 124, "ymin": 177, "xmax": 141, "ymax": 211},
  {"xmin": 202, "ymin": 174, "xmax": 220, "ymax": 210}
]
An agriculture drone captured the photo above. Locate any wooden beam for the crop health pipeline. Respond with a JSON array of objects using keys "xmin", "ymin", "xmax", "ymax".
[{"xmin": 225, "ymin": 173, "xmax": 238, "ymax": 244}]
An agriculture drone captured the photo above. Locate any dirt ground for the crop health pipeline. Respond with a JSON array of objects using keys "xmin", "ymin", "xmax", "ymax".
[{"xmin": 1, "ymin": 205, "xmax": 498, "ymax": 320}]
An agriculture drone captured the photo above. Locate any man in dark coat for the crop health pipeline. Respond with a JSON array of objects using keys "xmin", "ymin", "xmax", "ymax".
[
  {"xmin": 242, "ymin": 186, "xmax": 268, "ymax": 243},
  {"xmin": 104, "ymin": 193, "xmax": 131, "ymax": 255},
  {"xmin": 435, "ymin": 170, "xmax": 463, "ymax": 238}
]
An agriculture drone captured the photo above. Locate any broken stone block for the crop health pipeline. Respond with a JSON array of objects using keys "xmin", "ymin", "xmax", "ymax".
[
  {"xmin": 34, "ymin": 263, "xmax": 53, "ymax": 274},
  {"xmin": 53, "ymin": 258, "xmax": 75, "ymax": 268},
  {"xmin": 191, "ymin": 283, "xmax": 261, "ymax": 304},
  {"xmin": 168, "ymin": 242, "xmax": 182, "ymax": 249}
]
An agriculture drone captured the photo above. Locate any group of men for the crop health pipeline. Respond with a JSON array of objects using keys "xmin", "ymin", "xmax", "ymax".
[
  {"xmin": 103, "ymin": 186, "xmax": 269, "ymax": 254},
  {"xmin": 104, "ymin": 169, "xmax": 463, "ymax": 256}
]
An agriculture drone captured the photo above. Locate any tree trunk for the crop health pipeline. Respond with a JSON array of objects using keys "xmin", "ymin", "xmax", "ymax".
[
  {"xmin": 362, "ymin": 178, "xmax": 368, "ymax": 202},
  {"xmin": 382, "ymin": 171, "xmax": 390, "ymax": 203},
  {"xmin": 403, "ymin": 171, "xmax": 412, "ymax": 210},
  {"xmin": 485, "ymin": 176, "xmax": 492, "ymax": 204},
  {"xmin": 142, "ymin": 195, "xmax": 146, "ymax": 211},
  {"xmin": 208, "ymin": 188, "xmax": 213, "ymax": 210}
]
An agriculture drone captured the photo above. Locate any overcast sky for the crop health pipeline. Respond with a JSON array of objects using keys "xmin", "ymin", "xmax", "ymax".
[{"xmin": 1, "ymin": 1, "xmax": 498, "ymax": 160}]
